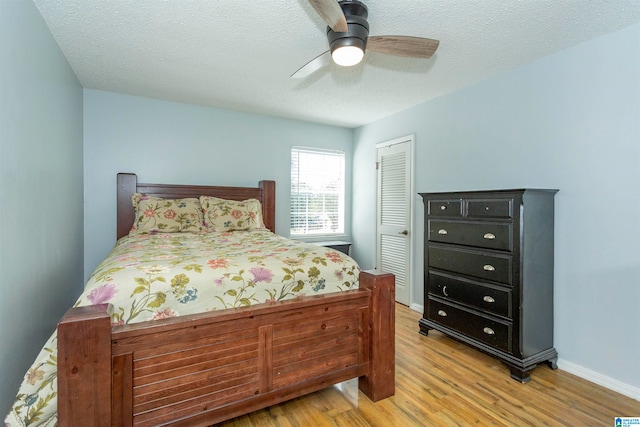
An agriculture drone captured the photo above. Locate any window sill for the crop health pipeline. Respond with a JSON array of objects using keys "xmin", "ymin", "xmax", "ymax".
[{"xmin": 289, "ymin": 234, "xmax": 349, "ymax": 243}]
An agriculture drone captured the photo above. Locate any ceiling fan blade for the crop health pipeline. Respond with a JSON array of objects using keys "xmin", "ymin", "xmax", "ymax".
[
  {"xmin": 291, "ymin": 50, "xmax": 331, "ymax": 79},
  {"xmin": 307, "ymin": 0, "xmax": 348, "ymax": 32},
  {"xmin": 367, "ymin": 36, "xmax": 440, "ymax": 58}
]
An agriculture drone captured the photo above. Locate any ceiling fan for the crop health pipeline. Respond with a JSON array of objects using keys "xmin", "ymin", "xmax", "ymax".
[{"xmin": 292, "ymin": 0, "xmax": 440, "ymax": 79}]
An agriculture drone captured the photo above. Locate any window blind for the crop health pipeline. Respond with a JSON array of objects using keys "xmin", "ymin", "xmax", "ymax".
[{"xmin": 290, "ymin": 147, "xmax": 345, "ymax": 236}]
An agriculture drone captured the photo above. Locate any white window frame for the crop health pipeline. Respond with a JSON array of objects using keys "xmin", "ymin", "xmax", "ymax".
[{"xmin": 290, "ymin": 147, "xmax": 345, "ymax": 238}]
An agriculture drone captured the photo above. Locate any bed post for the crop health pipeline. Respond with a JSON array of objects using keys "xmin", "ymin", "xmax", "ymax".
[
  {"xmin": 57, "ymin": 304, "xmax": 112, "ymax": 426},
  {"xmin": 117, "ymin": 173, "xmax": 137, "ymax": 240},
  {"xmin": 259, "ymin": 180, "xmax": 276, "ymax": 233},
  {"xmin": 358, "ymin": 270, "xmax": 395, "ymax": 401}
]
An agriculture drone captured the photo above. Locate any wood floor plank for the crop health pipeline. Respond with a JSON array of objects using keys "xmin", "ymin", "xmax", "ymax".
[{"xmin": 217, "ymin": 304, "xmax": 639, "ymax": 426}]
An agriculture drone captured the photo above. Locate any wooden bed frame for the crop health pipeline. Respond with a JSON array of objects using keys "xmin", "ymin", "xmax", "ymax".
[{"xmin": 57, "ymin": 173, "xmax": 395, "ymax": 426}]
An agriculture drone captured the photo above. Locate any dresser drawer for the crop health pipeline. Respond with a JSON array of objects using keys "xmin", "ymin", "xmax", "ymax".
[
  {"xmin": 427, "ymin": 199, "xmax": 462, "ymax": 217},
  {"xmin": 428, "ymin": 246, "xmax": 512, "ymax": 285},
  {"xmin": 428, "ymin": 271, "xmax": 511, "ymax": 318},
  {"xmin": 428, "ymin": 298, "xmax": 512, "ymax": 353},
  {"xmin": 428, "ymin": 220, "xmax": 512, "ymax": 251},
  {"xmin": 467, "ymin": 199, "xmax": 513, "ymax": 219}
]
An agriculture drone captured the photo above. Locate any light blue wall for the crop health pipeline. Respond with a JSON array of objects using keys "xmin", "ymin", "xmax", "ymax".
[
  {"xmin": 353, "ymin": 23, "xmax": 640, "ymax": 392},
  {"xmin": 0, "ymin": 0, "xmax": 84, "ymax": 415},
  {"xmin": 83, "ymin": 90, "xmax": 353, "ymax": 279}
]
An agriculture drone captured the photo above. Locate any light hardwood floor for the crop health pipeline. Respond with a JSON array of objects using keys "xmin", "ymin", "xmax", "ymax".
[{"xmin": 218, "ymin": 304, "xmax": 639, "ymax": 426}]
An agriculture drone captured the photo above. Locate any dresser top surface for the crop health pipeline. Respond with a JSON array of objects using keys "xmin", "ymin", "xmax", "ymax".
[{"xmin": 419, "ymin": 188, "xmax": 559, "ymax": 198}]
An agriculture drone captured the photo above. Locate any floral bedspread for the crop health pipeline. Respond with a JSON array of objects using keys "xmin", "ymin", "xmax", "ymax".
[{"xmin": 5, "ymin": 230, "xmax": 360, "ymax": 426}]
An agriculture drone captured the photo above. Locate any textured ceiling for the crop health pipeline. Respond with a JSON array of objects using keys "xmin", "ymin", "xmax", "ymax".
[{"xmin": 33, "ymin": 0, "xmax": 640, "ymax": 128}]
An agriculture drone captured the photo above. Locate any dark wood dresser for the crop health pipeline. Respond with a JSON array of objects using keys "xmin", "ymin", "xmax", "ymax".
[{"xmin": 419, "ymin": 189, "xmax": 558, "ymax": 382}]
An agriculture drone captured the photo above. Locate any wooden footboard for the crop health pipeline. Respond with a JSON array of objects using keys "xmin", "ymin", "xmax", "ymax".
[{"xmin": 57, "ymin": 270, "xmax": 394, "ymax": 426}]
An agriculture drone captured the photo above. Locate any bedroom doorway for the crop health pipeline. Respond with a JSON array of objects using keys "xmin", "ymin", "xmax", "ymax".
[{"xmin": 375, "ymin": 135, "xmax": 414, "ymax": 306}]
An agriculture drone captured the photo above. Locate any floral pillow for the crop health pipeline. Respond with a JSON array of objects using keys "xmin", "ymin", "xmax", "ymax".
[
  {"xmin": 130, "ymin": 194, "xmax": 205, "ymax": 235},
  {"xmin": 200, "ymin": 196, "xmax": 265, "ymax": 231}
]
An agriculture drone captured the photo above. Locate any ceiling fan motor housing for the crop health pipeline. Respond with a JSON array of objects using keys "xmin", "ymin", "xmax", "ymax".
[{"xmin": 327, "ymin": 1, "xmax": 370, "ymax": 54}]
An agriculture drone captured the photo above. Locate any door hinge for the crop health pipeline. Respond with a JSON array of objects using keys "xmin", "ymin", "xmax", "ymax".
[{"xmin": 375, "ymin": 161, "xmax": 380, "ymax": 170}]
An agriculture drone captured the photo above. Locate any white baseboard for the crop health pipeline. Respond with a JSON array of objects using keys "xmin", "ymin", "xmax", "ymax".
[
  {"xmin": 557, "ymin": 358, "xmax": 640, "ymax": 401},
  {"xmin": 407, "ymin": 303, "xmax": 638, "ymax": 401}
]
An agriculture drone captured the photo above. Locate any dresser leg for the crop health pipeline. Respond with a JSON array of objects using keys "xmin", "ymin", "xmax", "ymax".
[
  {"xmin": 546, "ymin": 357, "xmax": 558, "ymax": 370},
  {"xmin": 418, "ymin": 319, "xmax": 432, "ymax": 336},
  {"xmin": 508, "ymin": 365, "xmax": 532, "ymax": 383}
]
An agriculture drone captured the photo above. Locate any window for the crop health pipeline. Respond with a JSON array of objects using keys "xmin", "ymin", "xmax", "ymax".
[{"xmin": 290, "ymin": 147, "xmax": 345, "ymax": 236}]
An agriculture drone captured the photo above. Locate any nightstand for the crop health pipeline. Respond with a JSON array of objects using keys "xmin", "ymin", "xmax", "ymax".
[{"xmin": 314, "ymin": 241, "xmax": 352, "ymax": 255}]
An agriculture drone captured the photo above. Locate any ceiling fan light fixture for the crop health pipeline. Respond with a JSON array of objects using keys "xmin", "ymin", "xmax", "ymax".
[
  {"xmin": 332, "ymin": 45, "xmax": 364, "ymax": 66},
  {"xmin": 326, "ymin": 1, "xmax": 369, "ymax": 67}
]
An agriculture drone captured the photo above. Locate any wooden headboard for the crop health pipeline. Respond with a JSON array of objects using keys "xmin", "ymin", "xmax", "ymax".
[{"xmin": 117, "ymin": 173, "xmax": 276, "ymax": 239}]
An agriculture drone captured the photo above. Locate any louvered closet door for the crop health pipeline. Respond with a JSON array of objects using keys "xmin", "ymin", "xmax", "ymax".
[{"xmin": 376, "ymin": 138, "xmax": 412, "ymax": 306}]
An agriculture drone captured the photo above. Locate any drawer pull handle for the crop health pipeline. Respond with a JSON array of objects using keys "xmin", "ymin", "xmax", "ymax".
[
  {"xmin": 440, "ymin": 205, "xmax": 447, "ymax": 211},
  {"xmin": 438, "ymin": 229, "xmax": 448, "ymax": 235},
  {"xmin": 483, "ymin": 327, "xmax": 495, "ymax": 335},
  {"xmin": 483, "ymin": 233, "xmax": 496, "ymax": 240},
  {"xmin": 437, "ymin": 310, "xmax": 447, "ymax": 317},
  {"xmin": 483, "ymin": 295, "xmax": 495, "ymax": 303},
  {"xmin": 442, "ymin": 286, "xmax": 449, "ymax": 297},
  {"xmin": 483, "ymin": 264, "xmax": 496, "ymax": 271}
]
